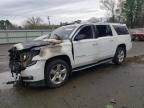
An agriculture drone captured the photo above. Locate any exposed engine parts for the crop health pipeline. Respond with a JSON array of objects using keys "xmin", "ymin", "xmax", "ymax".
[
  {"xmin": 9, "ymin": 46, "xmax": 40, "ymax": 79},
  {"xmin": 8, "ymin": 39, "xmax": 62, "ymax": 80}
]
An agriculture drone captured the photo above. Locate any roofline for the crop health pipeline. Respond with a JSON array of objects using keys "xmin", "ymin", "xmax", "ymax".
[{"xmin": 63, "ymin": 22, "xmax": 126, "ymax": 27}]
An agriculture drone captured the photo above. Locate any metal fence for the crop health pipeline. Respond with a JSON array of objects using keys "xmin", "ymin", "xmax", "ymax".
[
  {"xmin": 0, "ymin": 30, "xmax": 52, "ymax": 44},
  {"xmin": 0, "ymin": 28, "xmax": 144, "ymax": 44}
]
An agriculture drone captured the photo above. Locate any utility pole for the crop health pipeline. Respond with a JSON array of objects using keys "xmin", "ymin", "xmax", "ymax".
[{"xmin": 47, "ymin": 16, "xmax": 51, "ymax": 25}]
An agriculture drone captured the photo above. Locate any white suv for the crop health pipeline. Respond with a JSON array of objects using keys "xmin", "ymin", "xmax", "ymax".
[{"xmin": 9, "ymin": 23, "xmax": 132, "ymax": 87}]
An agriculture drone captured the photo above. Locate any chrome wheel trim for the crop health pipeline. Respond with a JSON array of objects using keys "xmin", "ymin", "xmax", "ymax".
[
  {"xmin": 49, "ymin": 64, "xmax": 67, "ymax": 85},
  {"xmin": 118, "ymin": 50, "xmax": 125, "ymax": 63}
]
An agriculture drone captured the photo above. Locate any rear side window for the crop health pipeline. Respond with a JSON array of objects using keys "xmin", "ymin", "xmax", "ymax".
[
  {"xmin": 95, "ymin": 25, "xmax": 113, "ymax": 38},
  {"xmin": 113, "ymin": 25, "xmax": 129, "ymax": 35}
]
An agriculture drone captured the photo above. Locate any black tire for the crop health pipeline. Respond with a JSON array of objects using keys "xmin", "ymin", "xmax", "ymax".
[
  {"xmin": 132, "ymin": 36, "xmax": 135, "ymax": 41},
  {"xmin": 44, "ymin": 59, "xmax": 70, "ymax": 88},
  {"xmin": 113, "ymin": 46, "xmax": 126, "ymax": 65}
]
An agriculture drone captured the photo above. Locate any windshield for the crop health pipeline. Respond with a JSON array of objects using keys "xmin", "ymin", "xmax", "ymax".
[
  {"xmin": 34, "ymin": 34, "xmax": 50, "ymax": 40},
  {"xmin": 50, "ymin": 26, "xmax": 76, "ymax": 40},
  {"xmin": 35, "ymin": 26, "xmax": 76, "ymax": 40}
]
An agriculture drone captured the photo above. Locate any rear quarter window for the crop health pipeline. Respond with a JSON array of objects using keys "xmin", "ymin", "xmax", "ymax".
[
  {"xmin": 113, "ymin": 25, "xmax": 129, "ymax": 35},
  {"xmin": 95, "ymin": 25, "xmax": 113, "ymax": 38}
]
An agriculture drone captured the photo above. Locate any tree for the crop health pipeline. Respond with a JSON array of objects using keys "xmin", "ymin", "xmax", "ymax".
[
  {"xmin": 0, "ymin": 20, "xmax": 13, "ymax": 30},
  {"xmin": 133, "ymin": 0, "xmax": 144, "ymax": 27},
  {"xmin": 24, "ymin": 17, "xmax": 43, "ymax": 29},
  {"xmin": 123, "ymin": 0, "xmax": 136, "ymax": 28},
  {"xmin": 122, "ymin": 0, "xmax": 144, "ymax": 28},
  {"xmin": 26, "ymin": 17, "xmax": 42, "ymax": 26},
  {"xmin": 100, "ymin": 0, "xmax": 117, "ymax": 22},
  {"xmin": 0, "ymin": 20, "xmax": 5, "ymax": 29},
  {"xmin": 23, "ymin": 17, "xmax": 60, "ymax": 29}
]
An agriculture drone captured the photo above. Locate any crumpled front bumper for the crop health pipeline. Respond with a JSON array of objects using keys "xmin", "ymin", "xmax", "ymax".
[
  {"xmin": 19, "ymin": 60, "xmax": 46, "ymax": 82},
  {"xmin": 9, "ymin": 45, "xmax": 45, "ymax": 83}
]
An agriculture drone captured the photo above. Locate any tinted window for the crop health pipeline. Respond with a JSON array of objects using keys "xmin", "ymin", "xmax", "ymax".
[
  {"xmin": 95, "ymin": 25, "xmax": 113, "ymax": 38},
  {"xmin": 113, "ymin": 25, "xmax": 129, "ymax": 35},
  {"xmin": 75, "ymin": 26, "xmax": 93, "ymax": 40}
]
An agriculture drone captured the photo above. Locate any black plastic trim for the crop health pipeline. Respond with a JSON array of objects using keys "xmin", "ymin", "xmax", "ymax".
[
  {"xmin": 19, "ymin": 76, "xmax": 33, "ymax": 80},
  {"xmin": 72, "ymin": 58, "xmax": 112, "ymax": 72}
]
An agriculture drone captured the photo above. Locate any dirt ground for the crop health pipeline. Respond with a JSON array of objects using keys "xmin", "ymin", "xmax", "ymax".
[{"xmin": 0, "ymin": 42, "xmax": 144, "ymax": 108}]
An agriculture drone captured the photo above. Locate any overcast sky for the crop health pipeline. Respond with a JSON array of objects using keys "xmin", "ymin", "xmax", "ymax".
[{"xmin": 0, "ymin": 0, "xmax": 107, "ymax": 25}]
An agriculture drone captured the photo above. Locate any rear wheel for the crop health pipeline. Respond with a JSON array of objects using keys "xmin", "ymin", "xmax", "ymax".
[
  {"xmin": 113, "ymin": 47, "xmax": 126, "ymax": 65},
  {"xmin": 45, "ymin": 59, "xmax": 70, "ymax": 88},
  {"xmin": 132, "ymin": 36, "xmax": 135, "ymax": 41}
]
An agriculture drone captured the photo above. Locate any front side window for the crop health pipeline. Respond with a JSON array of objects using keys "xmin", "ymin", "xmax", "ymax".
[
  {"xmin": 74, "ymin": 26, "xmax": 93, "ymax": 41},
  {"xmin": 95, "ymin": 25, "xmax": 113, "ymax": 38},
  {"xmin": 113, "ymin": 25, "xmax": 129, "ymax": 35}
]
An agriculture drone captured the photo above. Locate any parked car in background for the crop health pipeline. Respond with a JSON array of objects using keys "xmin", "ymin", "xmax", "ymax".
[
  {"xmin": 8, "ymin": 23, "xmax": 132, "ymax": 88},
  {"xmin": 132, "ymin": 32, "xmax": 144, "ymax": 41}
]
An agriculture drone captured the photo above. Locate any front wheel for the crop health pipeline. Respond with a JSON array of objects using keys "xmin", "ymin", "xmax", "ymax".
[
  {"xmin": 113, "ymin": 47, "xmax": 126, "ymax": 65},
  {"xmin": 45, "ymin": 59, "xmax": 70, "ymax": 88}
]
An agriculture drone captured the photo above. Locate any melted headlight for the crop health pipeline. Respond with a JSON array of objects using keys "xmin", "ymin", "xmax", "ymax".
[
  {"xmin": 20, "ymin": 49, "xmax": 40, "ymax": 67},
  {"xmin": 20, "ymin": 52, "xmax": 30, "ymax": 62},
  {"xmin": 23, "ymin": 55, "xmax": 27, "ymax": 61}
]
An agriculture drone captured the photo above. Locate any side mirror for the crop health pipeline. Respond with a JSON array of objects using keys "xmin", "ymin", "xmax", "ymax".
[{"xmin": 75, "ymin": 34, "xmax": 86, "ymax": 41}]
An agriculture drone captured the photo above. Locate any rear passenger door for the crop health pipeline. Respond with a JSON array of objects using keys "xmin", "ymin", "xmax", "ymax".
[{"xmin": 94, "ymin": 25, "xmax": 115, "ymax": 60}]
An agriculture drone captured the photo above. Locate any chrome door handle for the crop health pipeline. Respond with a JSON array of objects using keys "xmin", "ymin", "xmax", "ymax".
[{"xmin": 110, "ymin": 40, "xmax": 114, "ymax": 42}]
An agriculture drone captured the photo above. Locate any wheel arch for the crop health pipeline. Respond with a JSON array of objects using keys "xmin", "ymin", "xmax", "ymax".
[
  {"xmin": 117, "ymin": 44, "xmax": 126, "ymax": 57},
  {"xmin": 44, "ymin": 55, "xmax": 72, "ymax": 87},
  {"xmin": 44, "ymin": 55, "xmax": 72, "ymax": 71}
]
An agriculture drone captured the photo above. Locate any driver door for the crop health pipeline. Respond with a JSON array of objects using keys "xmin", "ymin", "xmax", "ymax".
[{"xmin": 72, "ymin": 25, "xmax": 98, "ymax": 67}]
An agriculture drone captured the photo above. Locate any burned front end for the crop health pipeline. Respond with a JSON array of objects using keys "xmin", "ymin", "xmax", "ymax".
[
  {"xmin": 8, "ymin": 40, "xmax": 50, "ymax": 81},
  {"xmin": 8, "ymin": 39, "xmax": 62, "ymax": 84},
  {"xmin": 9, "ymin": 47, "xmax": 40, "ymax": 77}
]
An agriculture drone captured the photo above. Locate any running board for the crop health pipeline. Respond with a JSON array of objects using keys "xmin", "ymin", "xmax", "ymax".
[{"xmin": 72, "ymin": 59, "xmax": 112, "ymax": 72}]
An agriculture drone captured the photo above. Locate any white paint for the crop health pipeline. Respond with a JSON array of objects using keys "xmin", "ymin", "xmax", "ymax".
[
  {"xmin": 20, "ymin": 61, "xmax": 46, "ymax": 82},
  {"xmin": 73, "ymin": 39, "xmax": 99, "ymax": 67},
  {"xmin": 13, "ymin": 23, "xmax": 132, "ymax": 83}
]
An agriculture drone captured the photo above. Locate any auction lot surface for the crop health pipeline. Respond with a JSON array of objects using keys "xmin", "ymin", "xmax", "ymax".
[{"xmin": 0, "ymin": 42, "xmax": 144, "ymax": 108}]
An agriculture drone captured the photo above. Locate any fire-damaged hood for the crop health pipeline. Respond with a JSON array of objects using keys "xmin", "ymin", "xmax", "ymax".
[{"xmin": 13, "ymin": 39, "xmax": 62, "ymax": 51}]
